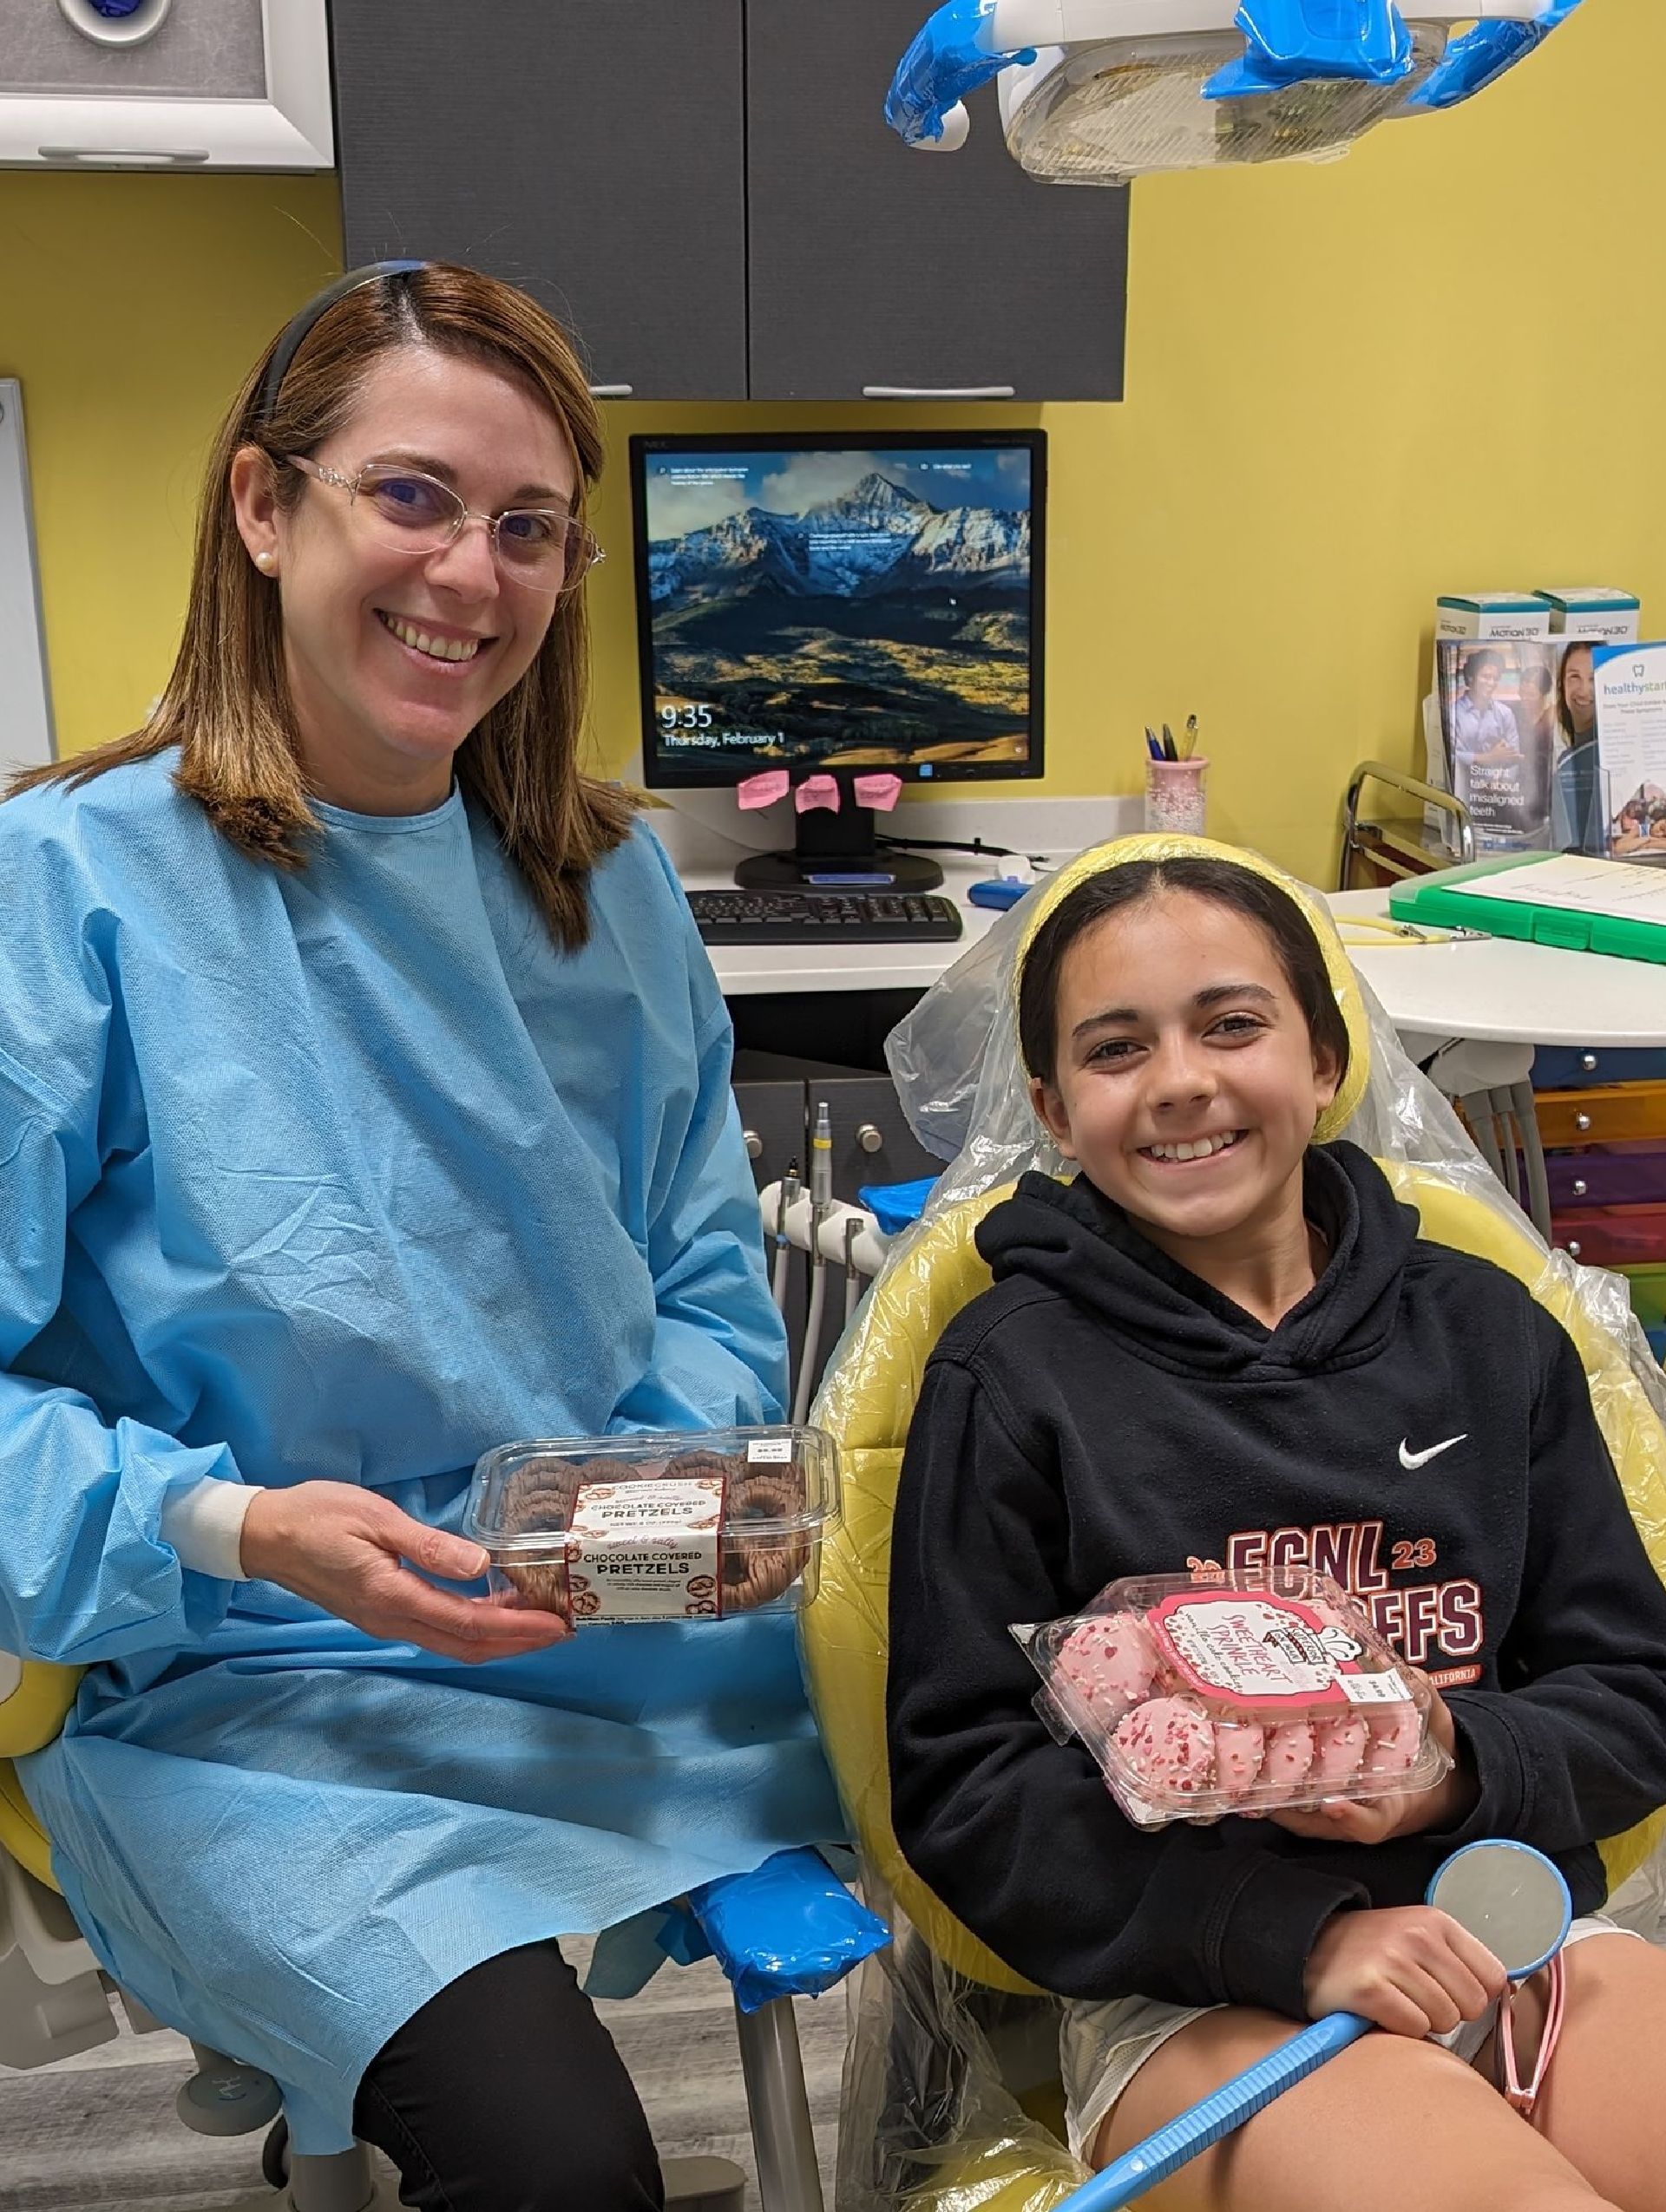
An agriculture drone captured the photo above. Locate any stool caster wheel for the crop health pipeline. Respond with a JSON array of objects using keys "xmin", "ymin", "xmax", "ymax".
[{"xmin": 262, "ymin": 2117, "xmax": 290, "ymax": 2191}]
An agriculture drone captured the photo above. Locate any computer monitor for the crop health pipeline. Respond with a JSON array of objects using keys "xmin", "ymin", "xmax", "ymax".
[{"xmin": 629, "ymin": 430, "xmax": 1046, "ymax": 891}]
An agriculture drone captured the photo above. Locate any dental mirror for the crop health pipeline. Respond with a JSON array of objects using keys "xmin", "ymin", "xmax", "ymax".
[
  {"xmin": 1069, "ymin": 1840, "xmax": 1575, "ymax": 2211},
  {"xmin": 1426, "ymin": 1838, "xmax": 1573, "ymax": 1980}
]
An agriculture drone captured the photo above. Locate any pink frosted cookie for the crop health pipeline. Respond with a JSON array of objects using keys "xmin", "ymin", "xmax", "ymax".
[
  {"xmin": 1259, "ymin": 1718, "xmax": 1315, "ymax": 1790},
  {"xmin": 1309, "ymin": 1711, "xmax": 1369, "ymax": 1787},
  {"xmin": 1362, "ymin": 1703, "xmax": 1423, "ymax": 1777},
  {"xmin": 1057, "ymin": 1613, "xmax": 1161, "ymax": 1728},
  {"xmin": 1211, "ymin": 1719, "xmax": 1266, "ymax": 1797},
  {"xmin": 1114, "ymin": 1696, "xmax": 1215, "ymax": 1799}
]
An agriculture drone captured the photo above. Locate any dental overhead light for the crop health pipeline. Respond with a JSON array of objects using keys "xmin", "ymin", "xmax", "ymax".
[{"xmin": 887, "ymin": 0, "xmax": 1584, "ymax": 183}]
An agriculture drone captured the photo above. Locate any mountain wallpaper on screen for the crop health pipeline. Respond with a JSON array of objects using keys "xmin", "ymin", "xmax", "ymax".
[{"xmin": 647, "ymin": 472, "xmax": 1033, "ymax": 770}]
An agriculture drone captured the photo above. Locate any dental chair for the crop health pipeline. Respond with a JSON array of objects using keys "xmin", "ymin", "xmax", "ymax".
[
  {"xmin": 0, "ymin": 1653, "xmax": 825, "ymax": 2212},
  {"xmin": 799, "ymin": 834, "xmax": 1666, "ymax": 2212}
]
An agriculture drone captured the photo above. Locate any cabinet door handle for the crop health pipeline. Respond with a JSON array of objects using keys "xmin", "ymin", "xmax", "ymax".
[
  {"xmin": 856, "ymin": 1123, "xmax": 884, "ymax": 1155},
  {"xmin": 1575, "ymin": 1112, "xmax": 1593, "ymax": 1133},
  {"xmin": 743, "ymin": 1129, "xmax": 764, "ymax": 1162},
  {"xmin": 862, "ymin": 384, "xmax": 1015, "ymax": 400},
  {"xmin": 39, "ymin": 147, "xmax": 210, "ymax": 165},
  {"xmin": 587, "ymin": 383, "xmax": 634, "ymax": 399}
]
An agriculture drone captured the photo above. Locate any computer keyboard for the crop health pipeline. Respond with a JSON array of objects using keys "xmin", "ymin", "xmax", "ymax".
[{"xmin": 688, "ymin": 887, "xmax": 965, "ymax": 946}]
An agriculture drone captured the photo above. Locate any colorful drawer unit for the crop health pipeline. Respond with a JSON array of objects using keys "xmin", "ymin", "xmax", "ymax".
[
  {"xmin": 1629, "ymin": 1266, "xmax": 1666, "ymax": 1333},
  {"xmin": 1535, "ymin": 1083, "xmax": 1666, "ymax": 1150},
  {"xmin": 1551, "ymin": 1207, "xmax": 1666, "ymax": 1270},
  {"xmin": 1532, "ymin": 1046, "xmax": 1666, "ymax": 1091},
  {"xmin": 1545, "ymin": 1142, "xmax": 1666, "ymax": 1210}
]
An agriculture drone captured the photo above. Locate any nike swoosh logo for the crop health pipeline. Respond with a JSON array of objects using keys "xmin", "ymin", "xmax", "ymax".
[{"xmin": 1398, "ymin": 1434, "xmax": 1467, "ymax": 1469}]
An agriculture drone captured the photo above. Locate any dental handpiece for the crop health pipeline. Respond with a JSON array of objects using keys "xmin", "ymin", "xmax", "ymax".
[{"xmin": 810, "ymin": 1103, "xmax": 833, "ymax": 1213}]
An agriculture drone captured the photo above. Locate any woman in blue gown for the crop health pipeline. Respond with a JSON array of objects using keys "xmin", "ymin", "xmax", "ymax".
[{"xmin": 0, "ymin": 263, "xmax": 842, "ymax": 2208}]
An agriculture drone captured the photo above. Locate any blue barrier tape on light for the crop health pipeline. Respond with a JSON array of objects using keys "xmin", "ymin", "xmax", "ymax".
[
  {"xmin": 1404, "ymin": 0, "xmax": 1584, "ymax": 111},
  {"xmin": 1205, "ymin": 0, "xmax": 1414, "ymax": 98},
  {"xmin": 885, "ymin": 0, "xmax": 1037, "ymax": 145}
]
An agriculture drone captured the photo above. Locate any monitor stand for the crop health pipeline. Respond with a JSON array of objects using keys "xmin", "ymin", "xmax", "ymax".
[{"xmin": 733, "ymin": 772, "xmax": 943, "ymax": 893}]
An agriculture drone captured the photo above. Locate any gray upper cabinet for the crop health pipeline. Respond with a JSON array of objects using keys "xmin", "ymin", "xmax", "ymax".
[
  {"xmin": 745, "ymin": 2, "xmax": 1128, "ymax": 402},
  {"xmin": 330, "ymin": 0, "xmax": 1127, "ymax": 402},
  {"xmin": 331, "ymin": 0, "xmax": 747, "ymax": 400}
]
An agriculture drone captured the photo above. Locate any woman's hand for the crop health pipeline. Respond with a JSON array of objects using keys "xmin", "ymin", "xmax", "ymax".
[
  {"xmin": 1266, "ymin": 1687, "xmax": 1477, "ymax": 1845},
  {"xmin": 239, "ymin": 1482, "xmax": 572, "ymax": 1662},
  {"xmin": 1304, "ymin": 1905, "xmax": 1506, "ymax": 2037}
]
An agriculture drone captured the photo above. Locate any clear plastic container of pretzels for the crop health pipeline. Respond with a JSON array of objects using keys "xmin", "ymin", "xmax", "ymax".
[{"xmin": 465, "ymin": 1427, "xmax": 839, "ymax": 1626}]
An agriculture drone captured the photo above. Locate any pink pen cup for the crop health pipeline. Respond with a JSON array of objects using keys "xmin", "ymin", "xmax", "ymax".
[{"xmin": 1145, "ymin": 756, "xmax": 1209, "ymax": 835}]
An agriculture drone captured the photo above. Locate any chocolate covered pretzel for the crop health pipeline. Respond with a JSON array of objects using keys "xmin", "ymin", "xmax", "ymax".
[{"xmin": 494, "ymin": 1448, "xmax": 810, "ymax": 1620}]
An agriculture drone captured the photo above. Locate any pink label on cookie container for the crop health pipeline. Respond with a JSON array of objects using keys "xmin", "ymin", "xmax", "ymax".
[{"xmin": 1149, "ymin": 1591, "xmax": 1368, "ymax": 1711}]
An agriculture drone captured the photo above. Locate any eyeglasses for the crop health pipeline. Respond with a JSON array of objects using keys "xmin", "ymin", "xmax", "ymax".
[{"xmin": 284, "ymin": 455, "xmax": 603, "ymax": 596}]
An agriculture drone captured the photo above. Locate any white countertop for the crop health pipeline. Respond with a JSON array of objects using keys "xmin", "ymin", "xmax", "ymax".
[
  {"xmin": 1327, "ymin": 887, "xmax": 1666, "ymax": 1051},
  {"xmin": 663, "ymin": 789, "xmax": 1143, "ymax": 998},
  {"xmin": 687, "ymin": 856, "xmax": 1666, "ymax": 1042},
  {"xmin": 688, "ymin": 854, "xmax": 1006, "ymax": 996}
]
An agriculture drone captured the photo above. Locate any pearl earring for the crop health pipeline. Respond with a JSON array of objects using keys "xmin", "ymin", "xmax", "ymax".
[{"xmin": 255, "ymin": 551, "xmax": 275, "ymax": 572}]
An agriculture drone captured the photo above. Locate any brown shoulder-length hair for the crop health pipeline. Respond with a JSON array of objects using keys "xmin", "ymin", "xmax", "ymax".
[{"xmin": 7, "ymin": 262, "xmax": 635, "ymax": 951}]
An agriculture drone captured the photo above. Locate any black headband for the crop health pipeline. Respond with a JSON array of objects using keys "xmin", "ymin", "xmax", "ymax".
[{"xmin": 255, "ymin": 260, "xmax": 428, "ymax": 426}]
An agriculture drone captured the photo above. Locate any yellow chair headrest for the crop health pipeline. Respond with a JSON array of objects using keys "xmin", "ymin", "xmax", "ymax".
[{"xmin": 1009, "ymin": 833, "xmax": 1371, "ymax": 1144}]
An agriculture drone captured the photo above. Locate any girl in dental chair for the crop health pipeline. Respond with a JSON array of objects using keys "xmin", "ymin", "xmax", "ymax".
[{"xmin": 887, "ymin": 845, "xmax": 1666, "ymax": 2212}]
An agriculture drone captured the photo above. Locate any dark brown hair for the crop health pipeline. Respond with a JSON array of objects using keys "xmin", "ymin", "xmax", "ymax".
[
  {"xmin": 7, "ymin": 262, "xmax": 633, "ymax": 951},
  {"xmin": 1017, "ymin": 857, "xmax": 1352, "ymax": 1088}
]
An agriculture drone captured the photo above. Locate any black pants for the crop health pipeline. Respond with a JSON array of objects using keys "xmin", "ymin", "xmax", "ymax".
[{"xmin": 352, "ymin": 1940, "xmax": 666, "ymax": 2212}]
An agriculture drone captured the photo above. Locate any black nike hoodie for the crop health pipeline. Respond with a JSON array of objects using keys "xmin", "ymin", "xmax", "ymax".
[{"xmin": 886, "ymin": 1142, "xmax": 1666, "ymax": 2019}]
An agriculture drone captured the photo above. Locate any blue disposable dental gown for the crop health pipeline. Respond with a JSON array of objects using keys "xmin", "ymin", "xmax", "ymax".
[{"xmin": 0, "ymin": 751, "xmax": 843, "ymax": 2150}]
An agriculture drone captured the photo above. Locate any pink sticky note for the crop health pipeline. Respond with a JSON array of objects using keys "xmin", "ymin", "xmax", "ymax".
[
  {"xmin": 854, "ymin": 773, "xmax": 902, "ymax": 813},
  {"xmin": 737, "ymin": 769, "xmax": 790, "ymax": 811},
  {"xmin": 795, "ymin": 775, "xmax": 841, "ymax": 815}
]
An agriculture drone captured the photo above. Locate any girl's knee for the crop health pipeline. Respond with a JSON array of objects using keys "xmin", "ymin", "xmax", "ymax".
[{"xmin": 1563, "ymin": 1932, "xmax": 1666, "ymax": 2007}]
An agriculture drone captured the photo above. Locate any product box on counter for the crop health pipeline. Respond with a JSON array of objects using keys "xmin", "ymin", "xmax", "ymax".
[
  {"xmin": 1435, "ymin": 592, "xmax": 1553, "ymax": 641},
  {"xmin": 1534, "ymin": 589, "xmax": 1642, "ymax": 642},
  {"xmin": 466, "ymin": 1426, "xmax": 838, "ymax": 1626},
  {"xmin": 1014, "ymin": 1568, "xmax": 1447, "ymax": 1830}
]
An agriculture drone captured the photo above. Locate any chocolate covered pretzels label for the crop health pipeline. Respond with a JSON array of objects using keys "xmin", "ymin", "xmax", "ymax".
[{"xmin": 567, "ymin": 1476, "xmax": 725, "ymax": 1622}]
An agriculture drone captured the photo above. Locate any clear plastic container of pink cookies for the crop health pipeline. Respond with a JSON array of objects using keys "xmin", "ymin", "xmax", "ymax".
[
  {"xmin": 1014, "ymin": 1568, "xmax": 1449, "ymax": 1829},
  {"xmin": 466, "ymin": 1427, "xmax": 838, "ymax": 1626}
]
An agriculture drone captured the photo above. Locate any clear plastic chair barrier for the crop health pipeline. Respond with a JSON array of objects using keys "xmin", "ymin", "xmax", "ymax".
[{"xmin": 810, "ymin": 836, "xmax": 1666, "ymax": 2212}]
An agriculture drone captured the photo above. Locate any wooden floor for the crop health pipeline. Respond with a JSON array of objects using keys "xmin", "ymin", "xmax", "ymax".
[{"xmin": 0, "ymin": 1939, "xmax": 847, "ymax": 2211}]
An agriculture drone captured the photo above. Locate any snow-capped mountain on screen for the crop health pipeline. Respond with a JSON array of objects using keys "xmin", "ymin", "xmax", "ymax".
[{"xmin": 648, "ymin": 472, "xmax": 1029, "ymax": 605}]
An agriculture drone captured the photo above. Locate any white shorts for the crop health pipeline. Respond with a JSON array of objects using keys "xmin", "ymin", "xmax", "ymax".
[{"xmin": 1058, "ymin": 1915, "xmax": 1641, "ymax": 2163}]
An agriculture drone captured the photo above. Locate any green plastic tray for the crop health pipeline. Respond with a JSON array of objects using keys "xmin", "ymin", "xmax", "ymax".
[{"xmin": 1389, "ymin": 855, "xmax": 1666, "ymax": 965}]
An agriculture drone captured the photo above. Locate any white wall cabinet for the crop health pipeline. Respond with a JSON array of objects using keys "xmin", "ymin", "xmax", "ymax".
[{"xmin": 0, "ymin": 0, "xmax": 332, "ymax": 170}]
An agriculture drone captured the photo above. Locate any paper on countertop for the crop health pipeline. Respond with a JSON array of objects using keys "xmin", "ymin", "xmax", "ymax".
[{"xmin": 1461, "ymin": 853, "xmax": 1666, "ymax": 923}]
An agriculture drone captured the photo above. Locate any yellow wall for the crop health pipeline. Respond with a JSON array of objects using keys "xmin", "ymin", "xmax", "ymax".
[
  {"xmin": 0, "ymin": 172, "xmax": 343, "ymax": 760},
  {"xmin": 4, "ymin": 0, "xmax": 1663, "ymax": 885}
]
